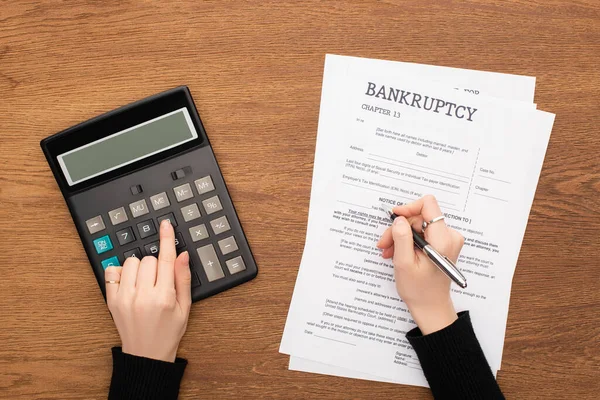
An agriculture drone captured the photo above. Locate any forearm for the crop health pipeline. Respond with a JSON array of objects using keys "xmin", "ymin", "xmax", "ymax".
[
  {"xmin": 407, "ymin": 311, "xmax": 504, "ymax": 400},
  {"xmin": 109, "ymin": 347, "xmax": 187, "ymax": 400}
]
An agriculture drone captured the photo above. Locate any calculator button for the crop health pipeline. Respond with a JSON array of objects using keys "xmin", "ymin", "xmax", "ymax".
[
  {"xmin": 129, "ymin": 199, "xmax": 149, "ymax": 218},
  {"xmin": 173, "ymin": 183, "xmax": 194, "ymax": 202},
  {"xmin": 101, "ymin": 256, "xmax": 120, "ymax": 269},
  {"xmin": 116, "ymin": 226, "xmax": 136, "ymax": 246},
  {"xmin": 226, "ymin": 256, "xmax": 246, "ymax": 275},
  {"xmin": 144, "ymin": 241, "xmax": 160, "ymax": 256},
  {"xmin": 196, "ymin": 244, "xmax": 225, "ymax": 282},
  {"xmin": 209, "ymin": 216, "xmax": 231, "ymax": 235},
  {"xmin": 85, "ymin": 215, "xmax": 105, "ymax": 235},
  {"xmin": 191, "ymin": 271, "xmax": 201, "ymax": 287},
  {"xmin": 137, "ymin": 219, "xmax": 157, "ymax": 239},
  {"xmin": 175, "ymin": 232, "xmax": 185, "ymax": 249},
  {"xmin": 93, "ymin": 235, "xmax": 113, "ymax": 254},
  {"xmin": 108, "ymin": 207, "xmax": 128, "ymax": 226},
  {"xmin": 202, "ymin": 195, "xmax": 223, "ymax": 215},
  {"xmin": 130, "ymin": 184, "xmax": 143, "ymax": 195},
  {"xmin": 150, "ymin": 192, "xmax": 171, "ymax": 211},
  {"xmin": 194, "ymin": 176, "xmax": 215, "ymax": 195},
  {"xmin": 157, "ymin": 212, "xmax": 178, "ymax": 227},
  {"xmin": 180, "ymin": 203, "xmax": 201, "ymax": 222},
  {"xmin": 123, "ymin": 248, "xmax": 142, "ymax": 260},
  {"xmin": 218, "ymin": 236, "xmax": 238, "ymax": 255},
  {"xmin": 189, "ymin": 224, "xmax": 209, "ymax": 242}
]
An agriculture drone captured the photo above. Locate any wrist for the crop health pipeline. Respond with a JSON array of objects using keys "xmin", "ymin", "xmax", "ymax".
[
  {"xmin": 408, "ymin": 299, "xmax": 458, "ymax": 335},
  {"xmin": 122, "ymin": 345, "xmax": 177, "ymax": 363}
]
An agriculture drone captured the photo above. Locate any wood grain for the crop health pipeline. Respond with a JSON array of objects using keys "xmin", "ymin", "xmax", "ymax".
[{"xmin": 1, "ymin": 1, "xmax": 599, "ymax": 398}]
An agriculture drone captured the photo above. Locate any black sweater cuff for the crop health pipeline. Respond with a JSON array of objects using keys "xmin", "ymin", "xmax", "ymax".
[
  {"xmin": 406, "ymin": 311, "xmax": 504, "ymax": 400},
  {"xmin": 109, "ymin": 347, "xmax": 187, "ymax": 400}
]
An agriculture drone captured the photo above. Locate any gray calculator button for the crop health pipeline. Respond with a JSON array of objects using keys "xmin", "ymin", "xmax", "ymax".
[
  {"xmin": 194, "ymin": 176, "xmax": 215, "ymax": 195},
  {"xmin": 180, "ymin": 203, "xmax": 201, "ymax": 222},
  {"xmin": 173, "ymin": 183, "xmax": 193, "ymax": 202},
  {"xmin": 191, "ymin": 271, "xmax": 201, "ymax": 287},
  {"xmin": 202, "ymin": 195, "xmax": 223, "ymax": 215},
  {"xmin": 225, "ymin": 256, "xmax": 246, "ymax": 275},
  {"xmin": 196, "ymin": 244, "xmax": 225, "ymax": 282},
  {"xmin": 129, "ymin": 199, "xmax": 149, "ymax": 218},
  {"xmin": 108, "ymin": 207, "xmax": 128, "ymax": 226},
  {"xmin": 218, "ymin": 236, "xmax": 238, "ymax": 255},
  {"xmin": 150, "ymin": 192, "xmax": 170, "ymax": 211},
  {"xmin": 209, "ymin": 216, "xmax": 231, "ymax": 235},
  {"xmin": 189, "ymin": 224, "xmax": 209, "ymax": 242},
  {"xmin": 144, "ymin": 241, "xmax": 160, "ymax": 256},
  {"xmin": 116, "ymin": 226, "xmax": 135, "ymax": 246},
  {"xmin": 85, "ymin": 215, "xmax": 105, "ymax": 234}
]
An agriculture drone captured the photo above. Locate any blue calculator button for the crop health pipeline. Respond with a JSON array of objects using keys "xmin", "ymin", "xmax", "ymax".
[
  {"xmin": 93, "ymin": 235, "xmax": 113, "ymax": 254},
  {"xmin": 101, "ymin": 256, "xmax": 120, "ymax": 269}
]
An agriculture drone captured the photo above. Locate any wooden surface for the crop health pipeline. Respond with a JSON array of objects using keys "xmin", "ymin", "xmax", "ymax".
[{"xmin": 1, "ymin": 1, "xmax": 599, "ymax": 398}]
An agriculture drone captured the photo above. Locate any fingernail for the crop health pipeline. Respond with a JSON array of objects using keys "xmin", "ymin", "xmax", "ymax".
[
  {"xmin": 161, "ymin": 219, "xmax": 171, "ymax": 229},
  {"xmin": 393, "ymin": 216, "xmax": 404, "ymax": 225},
  {"xmin": 181, "ymin": 251, "xmax": 189, "ymax": 264}
]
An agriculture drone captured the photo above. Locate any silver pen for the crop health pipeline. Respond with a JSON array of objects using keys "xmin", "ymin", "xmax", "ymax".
[{"xmin": 381, "ymin": 203, "xmax": 468, "ymax": 288}]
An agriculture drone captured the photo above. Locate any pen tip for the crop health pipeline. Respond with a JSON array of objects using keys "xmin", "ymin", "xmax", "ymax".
[{"xmin": 380, "ymin": 203, "xmax": 395, "ymax": 216}]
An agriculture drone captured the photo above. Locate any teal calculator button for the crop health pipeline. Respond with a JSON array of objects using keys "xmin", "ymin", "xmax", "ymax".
[
  {"xmin": 93, "ymin": 235, "xmax": 113, "ymax": 254},
  {"xmin": 101, "ymin": 256, "xmax": 120, "ymax": 269}
]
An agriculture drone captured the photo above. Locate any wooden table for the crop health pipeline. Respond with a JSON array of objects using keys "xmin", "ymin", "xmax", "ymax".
[{"xmin": 1, "ymin": 1, "xmax": 599, "ymax": 398}]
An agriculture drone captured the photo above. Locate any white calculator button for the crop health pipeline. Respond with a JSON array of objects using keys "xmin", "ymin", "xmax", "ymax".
[
  {"xmin": 180, "ymin": 203, "xmax": 201, "ymax": 222},
  {"xmin": 194, "ymin": 176, "xmax": 215, "ymax": 195},
  {"xmin": 150, "ymin": 192, "xmax": 170, "ymax": 211},
  {"xmin": 189, "ymin": 224, "xmax": 209, "ymax": 242},
  {"xmin": 173, "ymin": 183, "xmax": 194, "ymax": 202},
  {"xmin": 196, "ymin": 244, "xmax": 225, "ymax": 282},
  {"xmin": 225, "ymin": 256, "xmax": 246, "ymax": 275},
  {"xmin": 129, "ymin": 199, "xmax": 149, "ymax": 218},
  {"xmin": 85, "ymin": 215, "xmax": 105, "ymax": 234},
  {"xmin": 209, "ymin": 216, "xmax": 231, "ymax": 235},
  {"xmin": 108, "ymin": 207, "xmax": 128, "ymax": 226},
  {"xmin": 218, "ymin": 236, "xmax": 238, "ymax": 255},
  {"xmin": 202, "ymin": 195, "xmax": 223, "ymax": 215}
]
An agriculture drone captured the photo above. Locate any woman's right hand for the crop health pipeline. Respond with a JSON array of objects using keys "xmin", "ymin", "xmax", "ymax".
[
  {"xmin": 104, "ymin": 220, "xmax": 192, "ymax": 362},
  {"xmin": 377, "ymin": 195, "xmax": 465, "ymax": 335}
]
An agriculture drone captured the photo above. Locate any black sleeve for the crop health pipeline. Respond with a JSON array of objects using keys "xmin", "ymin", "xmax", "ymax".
[
  {"xmin": 108, "ymin": 347, "xmax": 187, "ymax": 400},
  {"xmin": 406, "ymin": 311, "xmax": 504, "ymax": 400}
]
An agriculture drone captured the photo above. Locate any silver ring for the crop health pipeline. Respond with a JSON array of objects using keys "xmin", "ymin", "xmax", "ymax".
[
  {"xmin": 105, "ymin": 280, "xmax": 120, "ymax": 284},
  {"xmin": 422, "ymin": 216, "xmax": 445, "ymax": 232}
]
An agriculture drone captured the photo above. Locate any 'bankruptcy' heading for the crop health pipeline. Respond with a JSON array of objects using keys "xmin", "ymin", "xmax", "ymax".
[{"xmin": 365, "ymin": 82, "xmax": 478, "ymax": 122}]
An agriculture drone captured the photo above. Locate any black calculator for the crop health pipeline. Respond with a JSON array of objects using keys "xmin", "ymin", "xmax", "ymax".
[{"xmin": 41, "ymin": 86, "xmax": 258, "ymax": 302}]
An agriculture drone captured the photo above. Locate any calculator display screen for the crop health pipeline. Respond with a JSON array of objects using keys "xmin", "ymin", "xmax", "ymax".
[{"xmin": 57, "ymin": 108, "xmax": 197, "ymax": 186}]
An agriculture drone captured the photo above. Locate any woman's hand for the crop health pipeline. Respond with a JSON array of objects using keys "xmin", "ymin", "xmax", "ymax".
[
  {"xmin": 104, "ymin": 220, "xmax": 192, "ymax": 362},
  {"xmin": 377, "ymin": 195, "xmax": 464, "ymax": 335}
]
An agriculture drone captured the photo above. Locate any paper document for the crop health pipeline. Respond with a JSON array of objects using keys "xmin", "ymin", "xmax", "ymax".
[{"xmin": 281, "ymin": 55, "xmax": 554, "ymax": 386}]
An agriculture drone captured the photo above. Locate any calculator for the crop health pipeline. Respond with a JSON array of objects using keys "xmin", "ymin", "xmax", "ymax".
[{"xmin": 40, "ymin": 86, "xmax": 258, "ymax": 302}]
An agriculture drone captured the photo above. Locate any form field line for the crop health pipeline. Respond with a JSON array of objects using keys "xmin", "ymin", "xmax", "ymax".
[
  {"xmin": 367, "ymin": 158, "xmax": 469, "ymax": 184},
  {"xmin": 368, "ymin": 153, "xmax": 470, "ymax": 179},
  {"xmin": 379, "ymin": 174, "xmax": 461, "ymax": 195},
  {"xmin": 474, "ymin": 193, "xmax": 509, "ymax": 203},
  {"xmin": 314, "ymin": 335, "xmax": 356, "ymax": 346},
  {"xmin": 341, "ymin": 182, "xmax": 461, "ymax": 211},
  {"xmin": 478, "ymin": 175, "xmax": 512, "ymax": 184},
  {"xmin": 337, "ymin": 200, "xmax": 372, "ymax": 209}
]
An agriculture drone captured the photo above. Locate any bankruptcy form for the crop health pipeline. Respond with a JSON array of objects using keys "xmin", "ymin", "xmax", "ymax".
[{"xmin": 280, "ymin": 56, "xmax": 555, "ymax": 386}]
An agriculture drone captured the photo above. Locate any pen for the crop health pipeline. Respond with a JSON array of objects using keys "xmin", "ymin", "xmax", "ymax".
[{"xmin": 381, "ymin": 203, "xmax": 468, "ymax": 288}]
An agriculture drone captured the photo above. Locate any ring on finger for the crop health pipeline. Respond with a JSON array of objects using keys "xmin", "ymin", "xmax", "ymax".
[
  {"xmin": 105, "ymin": 280, "xmax": 120, "ymax": 284},
  {"xmin": 422, "ymin": 216, "xmax": 445, "ymax": 233}
]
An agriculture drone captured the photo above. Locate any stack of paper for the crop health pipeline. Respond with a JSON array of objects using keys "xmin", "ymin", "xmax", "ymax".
[{"xmin": 280, "ymin": 54, "xmax": 555, "ymax": 386}]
